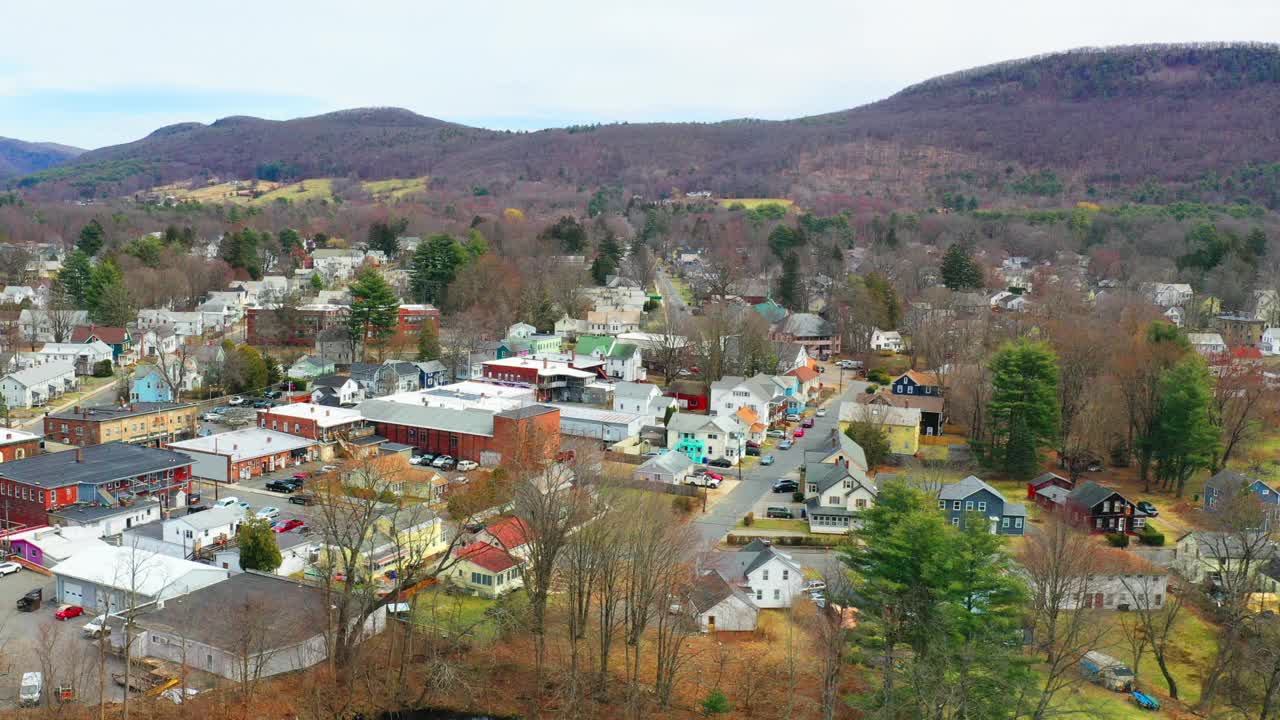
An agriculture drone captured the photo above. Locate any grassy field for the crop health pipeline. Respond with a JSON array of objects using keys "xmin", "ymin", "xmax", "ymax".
[
  {"xmin": 252, "ymin": 178, "xmax": 336, "ymax": 205},
  {"xmin": 718, "ymin": 198, "xmax": 795, "ymax": 209},
  {"xmin": 363, "ymin": 176, "xmax": 430, "ymax": 200},
  {"xmin": 739, "ymin": 518, "xmax": 810, "ymax": 533},
  {"xmin": 144, "ymin": 175, "xmax": 429, "ymax": 206},
  {"xmin": 412, "ymin": 587, "xmax": 526, "ymax": 644}
]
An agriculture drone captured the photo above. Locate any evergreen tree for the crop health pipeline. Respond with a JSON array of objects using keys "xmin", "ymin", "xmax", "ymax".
[
  {"xmin": 417, "ymin": 321, "xmax": 441, "ymax": 361},
  {"xmin": 237, "ymin": 519, "xmax": 282, "ymax": 572},
  {"xmin": 93, "ymin": 282, "xmax": 135, "ymax": 327},
  {"xmin": 539, "ymin": 216, "xmax": 588, "ymax": 253},
  {"xmin": 845, "ymin": 420, "xmax": 891, "ymax": 468},
  {"xmin": 77, "ymin": 220, "xmax": 106, "ymax": 256},
  {"xmin": 777, "ymin": 251, "xmax": 802, "ymax": 310},
  {"xmin": 987, "ymin": 339, "xmax": 1060, "ymax": 479},
  {"xmin": 309, "ymin": 272, "xmax": 325, "ymax": 291},
  {"xmin": 410, "ymin": 233, "xmax": 465, "ymax": 305},
  {"xmin": 864, "ymin": 272, "xmax": 901, "ymax": 328},
  {"xmin": 368, "ymin": 217, "xmax": 408, "ymax": 257},
  {"xmin": 348, "ymin": 268, "xmax": 400, "ymax": 359},
  {"xmin": 220, "ymin": 228, "xmax": 263, "ymax": 279},
  {"xmin": 58, "ymin": 250, "xmax": 93, "ymax": 307},
  {"xmin": 589, "ymin": 254, "xmax": 615, "ymax": 285},
  {"xmin": 941, "ymin": 243, "xmax": 984, "ymax": 290},
  {"xmin": 278, "ymin": 228, "xmax": 301, "ymax": 253},
  {"xmin": 86, "ymin": 260, "xmax": 126, "ymax": 322},
  {"xmin": 1152, "ymin": 357, "xmax": 1220, "ymax": 497}
]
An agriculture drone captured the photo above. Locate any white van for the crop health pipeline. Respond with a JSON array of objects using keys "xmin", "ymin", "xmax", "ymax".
[
  {"xmin": 19, "ymin": 671, "xmax": 41, "ymax": 707},
  {"xmin": 214, "ymin": 497, "xmax": 239, "ymax": 508}
]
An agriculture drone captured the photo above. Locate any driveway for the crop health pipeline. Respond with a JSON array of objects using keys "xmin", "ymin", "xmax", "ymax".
[{"xmin": 692, "ymin": 386, "xmax": 855, "ymax": 546}]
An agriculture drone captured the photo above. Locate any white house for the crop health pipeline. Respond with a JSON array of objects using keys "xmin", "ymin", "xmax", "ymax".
[
  {"xmin": 0, "ymin": 286, "xmax": 39, "ymax": 306},
  {"xmin": 1142, "ymin": 282, "xmax": 1194, "ymax": 308},
  {"xmin": 633, "ymin": 451, "xmax": 695, "ymax": 485},
  {"xmin": 163, "ymin": 506, "xmax": 245, "ymax": 552},
  {"xmin": 612, "ymin": 381, "xmax": 676, "ymax": 423},
  {"xmin": 709, "ymin": 374, "xmax": 785, "ymax": 423},
  {"xmin": 231, "ymin": 276, "xmax": 290, "ymax": 307},
  {"xmin": 802, "ymin": 461, "xmax": 878, "ymax": 534},
  {"xmin": 137, "ymin": 309, "xmax": 204, "ymax": 338},
  {"xmin": 1164, "ymin": 306, "xmax": 1185, "ymax": 328},
  {"xmin": 666, "ymin": 413, "xmax": 745, "ymax": 466},
  {"xmin": 689, "ymin": 570, "xmax": 759, "ymax": 632},
  {"xmin": 311, "ymin": 249, "xmax": 366, "ymax": 281},
  {"xmin": 1, "ymin": 361, "xmax": 78, "ymax": 408},
  {"xmin": 311, "ymin": 376, "xmax": 363, "ymax": 406},
  {"xmin": 585, "ymin": 310, "xmax": 642, "ymax": 336},
  {"xmin": 549, "ymin": 403, "xmax": 646, "ymax": 443},
  {"xmin": 133, "ymin": 327, "xmax": 179, "ymax": 358},
  {"xmin": 870, "ymin": 328, "xmax": 904, "ymax": 352},
  {"xmin": 1262, "ymin": 328, "xmax": 1280, "ymax": 356},
  {"xmin": 1188, "ymin": 332, "xmax": 1228, "ymax": 358},
  {"xmin": 36, "ymin": 340, "xmax": 113, "ymax": 374},
  {"xmin": 710, "ymin": 539, "xmax": 806, "ymax": 608},
  {"xmin": 1020, "ymin": 547, "xmax": 1169, "ymax": 610},
  {"xmin": 19, "ymin": 309, "xmax": 89, "ymax": 343}
]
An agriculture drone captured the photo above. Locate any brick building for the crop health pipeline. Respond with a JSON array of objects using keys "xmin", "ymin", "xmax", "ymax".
[
  {"xmin": 396, "ymin": 304, "xmax": 441, "ymax": 337},
  {"xmin": 256, "ymin": 403, "xmax": 369, "ymax": 442},
  {"xmin": 0, "ymin": 428, "xmax": 41, "ymax": 462},
  {"xmin": 0, "ymin": 444, "xmax": 194, "ymax": 528},
  {"xmin": 359, "ymin": 400, "xmax": 559, "ymax": 466},
  {"xmin": 167, "ymin": 428, "xmax": 318, "ymax": 483},
  {"xmin": 246, "ymin": 305, "xmax": 347, "ymax": 346},
  {"xmin": 45, "ymin": 402, "xmax": 199, "ymax": 448}
]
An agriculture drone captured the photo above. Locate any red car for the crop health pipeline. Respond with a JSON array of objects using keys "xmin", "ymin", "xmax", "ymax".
[
  {"xmin": 55, "ymin": 605, "xmax": 84, "ymax": 621},
  {"xmin": 274, "ymin": 519, "xmax": 305, "ymax": 533},
  {"xmin": 292, "ymin": 473, "xmax": 309, "ymax": 480},
  {"xmin": 793, "ymin": 428, "xmax": 806, "ymax": 438},
  {"xmin": 703, "ymin": 471, "xmax": 725, "ymax": 481}
]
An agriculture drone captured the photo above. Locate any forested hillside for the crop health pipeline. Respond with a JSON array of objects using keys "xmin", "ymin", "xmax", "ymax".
[
  {"xmin": 0, "ymin": 137, "xmax": 83, "ymax": 179},
  {"xmin": 13, "ymin": 43, "xmax": 1280, "ymax": 208}
]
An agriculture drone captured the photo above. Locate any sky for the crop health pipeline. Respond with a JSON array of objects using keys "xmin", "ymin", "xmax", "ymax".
[{"xmin": 4, "ymin": 1, "xmax": 1280, "ymax": 149}]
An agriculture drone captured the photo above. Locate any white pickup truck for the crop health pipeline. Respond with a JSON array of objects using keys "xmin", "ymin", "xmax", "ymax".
[
  {"xmin": 684, "ymin": 473, "xmax": 721, "ymax": 489},
  {"xmin": 82, "ymin": 614, "xmax": 110, "ymax": 638}
]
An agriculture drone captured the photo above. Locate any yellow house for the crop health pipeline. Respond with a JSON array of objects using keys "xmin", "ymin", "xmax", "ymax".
[
  {"xmin": 448, "ymin": 542, "xmax": 524, "ymax": 598},
  {"xmin": 840, "ymin": 403, "xmax": 921, "ymax": 457},
  {"xmin": 317, "ymin": 504, "xmax": 448, "ymax": 582}
]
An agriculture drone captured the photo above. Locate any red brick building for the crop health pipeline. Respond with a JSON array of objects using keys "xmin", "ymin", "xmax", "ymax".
[
  {"xmin": 0, "ymin": 428, "xmax": 41, "ymax": 463},
  {"xmin": 397, "ymin": 305, "xmax": 441, "ymax": 337},
  {"xmin": 0, "ymin": 444, "xmax": 194, "ymax": 527},
  {"xmin": 167, "ymin": 428, "xmax": 318, "ymax": 483},
  {"xmin": 256, "ymin": 403, "xmax": 368, "ymax": 442},
  {"xmin": 359, "ymin": 400, "xmax": 560, "ymax": 465},
  {"xmin": 246, "ymin": 305, "xmax": 347, "ymax": 346}
]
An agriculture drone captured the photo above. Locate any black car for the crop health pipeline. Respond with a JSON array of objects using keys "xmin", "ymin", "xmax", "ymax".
[
  {"xmin": 708, "ymin": 458, "xmax": 733, "ymax": 468},
  {"xmin": 766, "ymin": 506, "xmax": 794, "ymax": 519},
  {"xmin": 266, "ymin": 480, "xmax": 298, "ymax": 494},
  {"xmin": 1136, "ymin": 501, "xmax": 1159, "ymax": 517},
  {"xmin": 772, "ymin": 479, "xmax": 799, "ymax": 493},
  {"xmin": 745, "ymin": 446, "xmax": 761, "ymax": 457},
  {"xmin": 289, "ymin": 493, "xmax": 316, "ymax": 506}
]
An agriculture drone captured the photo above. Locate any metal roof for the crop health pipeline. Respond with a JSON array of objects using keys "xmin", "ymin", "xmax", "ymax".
[
  {"xmin": 358, "ymin": 399, "xmax": 497, "ymax": 437},
  {"xmin": 0, "ymin": 443, "xmax": 192, "ymax": 489}
]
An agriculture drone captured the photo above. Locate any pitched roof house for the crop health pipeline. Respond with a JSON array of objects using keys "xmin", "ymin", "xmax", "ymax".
[
  {"xmin": 709, "ymin": 539, "xmax": 806, "ymax": 608},
  {"xmin": 938, "ymin": 475, "xmax": 1026, "ymax": 535},
  {"xmin": 803, "ymin": 461, "xmax": 877, "ymax": 534}
]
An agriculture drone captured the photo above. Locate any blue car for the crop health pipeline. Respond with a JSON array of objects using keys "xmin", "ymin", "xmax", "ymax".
[
  {"xmin": 760, "ymin": 455, "xmax": 775, "ymax": 466},
  {"xmin": 778, "ymin": 440, "xmax": 793, "ymax": 450}
]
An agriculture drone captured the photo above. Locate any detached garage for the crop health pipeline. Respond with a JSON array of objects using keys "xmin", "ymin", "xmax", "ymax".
[{"xmin": 51, "ymin": 546, "xmax": 229, "ymax": 612}]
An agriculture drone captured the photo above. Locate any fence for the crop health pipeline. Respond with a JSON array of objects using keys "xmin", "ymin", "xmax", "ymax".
[
  {"xmin": 725, "ymin": 533, "xmax": 846, "ymax": 547},
  {"xmin": 604, "ymin": 451, "xmax": 647, "ymax": 465},
  {"xmin": 601, "ymin": 477, "xmax": 701, "ymax": 497}
]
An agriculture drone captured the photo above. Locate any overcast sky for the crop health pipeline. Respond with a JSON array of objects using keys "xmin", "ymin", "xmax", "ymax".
[{"xmin": 3, "ymin": 0, "xmax": 1279, "ymax": 149}]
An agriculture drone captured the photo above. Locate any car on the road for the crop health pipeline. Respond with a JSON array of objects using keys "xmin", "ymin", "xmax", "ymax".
[
  {"xmin": 456, "ymin": 460, "xmax": 478, "ymax": 472},
  {"xmin": 760, "ymin": 455, "xmax": 775, "ymax": 466},
  {"xmin": 745, "ymin": 446, "xmax": 761, "ymax": 457},
  {"xmin": 685, "ymin": 473, "xmax": 721, "ymax": 489},
  {"xmin": 816, "ymin": 408, "xmax": 828, "ymax": 417},
  {"xmin": 772, "ymin": 479, "xmax": 799, "ymax": 493},
  {"xmin": 265, "ymin": 480, "xmax": 298, "ymax": 494},
  {"xmin": 766, "ymin": 429, "xmax": 786, "ymax": 439},
  {"xmin": 227, "ymin": 396, "xmax": 244, "ymax": 406},
  {"xmin": 201, "ymin": 411, "xmax": 222, "ymax": 422},
  {"xmin": 82, "ymin": 614, "xmax": 110, "ymax": 638},
  {"xmin": 292, "ymin": 472, "xmax": 309, "ymax": 481},
  {"xmin": 255, "ymin": 507, "xmax": 280, "ymax": 520},
  {"xmin": 289, "ymin": 493, "xmax": 317, "ymax": 506},
  {"xmin": 55, "ymin": 605, "xmax": 85, "ymax": 621},
  {"xmin": 264, "ymin": 390, "xmax": 283, "ymax": 400},
  {"xmin": 766, "ymin": 506, "xmax": 794, "ymax": 519},
  {"xmin": 274, "ymin": 519, "xmax": 305, "ymax": 533},
  {"xmin": 1137, "ymin": 501, "xmax": 1159, "ymax": 517},
  {"xmin": 785, "ymin": 414, "xmax": 801, "ymax": 423},
  {"xmin": 252, "ymin": 400, "xmax": 273, "ymax": 409},
  {"xmin": 802, "ymin": 418, "xmax": 815, "ymax": 428},
  {"xmin": 803, "ymin": 579, "xmax": 827, "ymax": 593},
  {"xmin": 0, "ymin": 561, "xmax": 21, "ymax": 576},
  {"xmin": 707, "ymin": 458, "xmax": 732, "ymax": 468},
  {"xmin": 793, "ymin": 429, "xmax": 806, "ymax": 439},
  {"xmin": 214, "ymin": 496, "xmax": 240, "ymax": 508},
  {"xmin": 778, "ymin": 440, "xmax": 794, "ymax": 450}
]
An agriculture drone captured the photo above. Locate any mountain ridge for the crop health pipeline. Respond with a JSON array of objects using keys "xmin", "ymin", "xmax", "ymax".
[{"xmin": 0, "ymin": 137, "xmax": 85, "ymax": 180}]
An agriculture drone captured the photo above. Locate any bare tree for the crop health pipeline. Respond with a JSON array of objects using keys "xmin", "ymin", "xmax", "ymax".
[
  {"xmin": 46, "ymin": 294, "xmax": 80, "ymax": 344},
  {"xmin": 621, "ymin": 244, "xmax": 659, "ymax": 293},
  {"xmin": 809, "ymin": 569, "xmax": 855, "ymax": 720},
  {"xmin": 558, "ymin": 488, "xmax": 614, "ymax": 710},
  {"xmin": 1119, "ymin": 570, "xmax": 1187, "ymax": 699},
  {"xmin": 152, "ymin": 340, "xmax": 195, "ymax": 399},
  {"xmin": 1213, "ymin": 362, "xmax": 1273, "ymax": 472}
]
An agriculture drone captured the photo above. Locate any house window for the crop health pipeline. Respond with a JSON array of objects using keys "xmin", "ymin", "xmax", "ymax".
[
  {"xmin": 1014, "ymin": 518, "xmax": 1023, "ymax": 529},
  {"xmin": 756, "ymin": 590, "xmax": 763, "ymax": 600},
  {"xmin": 809, "ymin": 484, "xmax": 818, "ymax": 493},
  {"xmin": 1096, "ymin": 518, "xmax": 1103, "ymax": 529},
  {"xmin": 856, "ymin": 498, "xmax": 867, "ymax": 509},
  {"xmin": 977, "ymin": 501, "xmax": 987, "ymax": 512},
  {"xmin": 965, "ymin": 501, "xmax": 974, "ymax": 511},
  {"xmin": 774, "ymin": 589, "xmax": 780, "ymax": 600},
  {"xmin": 762, "ymin": 569, "xmax": 769, "ymax": 581},
  {"xmin": 951, "ymin": 517, "xmax": 959, "ymax": 526},
  {"xmin": 952, "ymin": 501, "xmax": 961, "ymax": 510},
  {"xmin": 938, "ymin": 500, "xmax": 945, "ymax": 509},
  {"xmin": 827, "ymin": 496, "xmax": 840, "ymax": 505},
  {"xmin": 1002, "ymin": 517, "xmax": 1010, "ymax": 528}
]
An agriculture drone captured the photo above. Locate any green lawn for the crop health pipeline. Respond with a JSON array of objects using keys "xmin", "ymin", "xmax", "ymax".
[
  {"xmin": 666, "ymin": 274, "xmax": 695, "ymax": 304},
  {"xmin": 411, "ymin": 587, "xmax": 525, "ymax": 644},
  {"xmin": 251, "ymin": 178, "xmax": 335, "ymax": 205},
  {"xmin": 739, "ymin": 518, "xmax": 809, "ymax": 533}
]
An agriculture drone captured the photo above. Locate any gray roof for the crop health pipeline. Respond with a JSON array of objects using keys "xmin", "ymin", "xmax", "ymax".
[
  {"xmin": 1205, "ymin": 469, "xmax": 1264, "ymax": 495},
  {"xmin": 805, "ymin": 462, "xmax": 855, "ymax": 494},
  {"xmin": 613, "ymin": 381, "xmax": 660, "ymax": 400},
  {"xmin": 741, "ymin": 541, "xmax": 800, "ymax": 577},
  {"xmin": 1035, "ymin": 485, "xmax": 1071, "ymax": 505},
  {"xmin": 134, "ymin": 572, "xmax": 327, "ymax": 650},
  {"xmin": 312, "ymin": 374, "xmax": 353, "ymax": 389},
  {"xmin": 48, "ymin": 401, "xmax": 193, "ymax": 422},
  {"xmin": 1066, "ymin": 480, "xmax": 1123, "ymax": 508},
  {"xmin": 4, "ymin": 361, "xmax": 75, "ymax": 387},
  {"xmin": 414, "ymin": 360, "xmax": 447, "ymax": 375},
  {"xmin": 1031, "ymin": 472, "xmax": 1071, "ymax": 487},
  {"xmin": 50, "ymin": 499, "xmax": 162, "ymax": 524},
  {"xmin": 358, "ymin": 399, "xmax": 496, "ymax": 437},
  {"xmin": 689, "ymin": 570, "xmax": 754, "ymax": 614},
  {"xmin": 803, "ymin": 429, "xmax": 869, "ymax": 472},
  {"xmin": 349, "ymin": 363, "xmax": 380, "ymax": 382},
  {"xmin": 638, "ymin": 452, "xmax": 693, "ymax": 477},
  {"xmin": 0, "ymin": 443, "xmax": 192, "ymax": 489},
  {"xmin": 804, "ymin": 496, "xmax": 857, "ymax": 517},
  {"xmin": 781, "ymin": 313, "xmax": 833, "ymax": 337},
  {"xmin": 1004, "ymin": 502, "xmax": 1027, "ymax": 518},
  {"xmin": 666, "ymin": 412, "xmax": 739, "ymax": 435},
  {"xmin": 175, "ymin": 506, "xmax": 244, "ymax": 531},
  {"xmin": 496, "ymin": 404, "xmax": 558, "ymax": 421},
  {"xmin": 939, "ymin": 475, "xmax": 1007, "ymax": 502}
]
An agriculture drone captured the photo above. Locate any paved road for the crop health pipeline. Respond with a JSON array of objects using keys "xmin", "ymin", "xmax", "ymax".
[
  {"xmin": 655, "ymin": 267, "xmax": 690, "ymax": 319},
  {"xmin": 16, "ymin": 378, "xmax": 121, "ymax": 432},
  {"xmin": 692, "ymin": 385, "xmax": 855, "ymax": 546}
]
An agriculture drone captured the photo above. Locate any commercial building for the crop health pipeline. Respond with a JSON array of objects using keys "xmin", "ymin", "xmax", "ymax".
[
  {"xmin": 44, "ymin": 402, "xmax": 199, "ymax": 448},
  {"xmin": 360, "ymin": 400, "xmax": 560, "ymax": 466},
  {"xmin": 52, "ymin": 546, "xmax": 228, "ymax": 611},
  {"xmin": 548, "ymin": 403, "xmax": 646, "ymax": 443},
  {"xmin": 0, "ymin": 444, "xmax": 193, "ymax": 527},
  {"xmin": 168, "ymin": 428, "xmax": 319, "ymax": 483},
  {"xmin": 0, "ymin": 428, "xmax": 40, "ymax": 462}
]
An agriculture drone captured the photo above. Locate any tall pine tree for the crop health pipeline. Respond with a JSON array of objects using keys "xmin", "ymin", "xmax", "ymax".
[
  {"xmin": 941, "ymin": 243, "xmax": 984, "ymax": 290},
  {"xmin": 348, "ymin": 268, "xmax": 400, "ymax": 360},
  {"xmin": 987, "ymin": 339, "xmax": 1060, "ymax": 479}
]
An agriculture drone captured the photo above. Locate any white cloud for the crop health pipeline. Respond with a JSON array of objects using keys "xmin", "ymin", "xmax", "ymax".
[{"xmin": 3, "ymin": 0, "xmax": 1279, "ymax": 147}]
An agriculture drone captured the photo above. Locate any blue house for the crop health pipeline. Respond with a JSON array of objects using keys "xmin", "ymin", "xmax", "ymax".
[
  {"xmin": 415, "ymin": 360, "xmax": 449, "ymax": 389},
  {"xmin": 1205, "ymin": 469, "xmax": 1280, "ymax": 527},
  {"xmin": 129, "ymin": 366, "xmax": 174, "ymax": 403},
  {"xmin": 937, "ymin": 475, "xmax": 1026, "ymax": 535}
]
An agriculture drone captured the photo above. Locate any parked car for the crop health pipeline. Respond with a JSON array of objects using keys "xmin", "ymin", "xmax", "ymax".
[
  {"xmin": 214, "ymin": 496, "xmax": 240, "ymax": 508},
  {"xmin": 0, "ymin": 561, "xmax": 21, "ymax": 576},
  {"xmin": 1088, "ymin": 461, "xmax": 1105, "ymax": 472},
  {"xmin": 778, "ymin": 440, "xmax": 794, "ymax": 450},
  {"xmin": 803, "ymin": 579, "xmax": 827, "ymax": 593},
  {"xmin": 292, "ymin": 472, "xmax": 309, "ymax": 481},
  {"xmin": 746, "ymin": 446, "xmax": 761, "ymax": 457},
  {"xmin": 785, "ymin": 414, "xmax": 801, "ymax": 423},
  {"xmin": 82, "ymin": 614, "xmax": 110, "ymax": 638},
  {"xmin": 685, "ymin": 473, "xmax": 720, "ymax": 489},
  {"xmin": 760, "ymin": 455, "xmax": 775, "ymax": 466},
  {"xmin": 432, "ymin": 456, "xmax": 455, "ymax": 469},
  {"xmin": 200, "ymin": 411, "xmax": 222, "ymax": 422},
  {"xmin": 186, "ymin": 504, "xmax": 209, "ymax": 514},
  {"xmin": 766, "ymin": 429, "xmax": 786, "ymax": 439},
  {"xmin": 290, "ymin": 493, "xmax": 317, "ymax": 506},
  {"xmin": 320, "ymin": 465, "xmax": 339, "ymax": 472},
  {"xmin": 766, "ymin": 507, "xmax": 794, "ymax": 519},
  {"xmin": 802, "ymin": 418, "xmax": 815, "ymax": 428},
  {"xmin": 252, "ymin": 400, "xmax": 272, "ymax": 409},
  {"xmin": 18, "ymin": 672, "xmax": 41, "ymax": 707},
  {"xmin": 227, "ymin": 396, "xmax": 244, "ymax": 406},
  {"xmin": 274, "ymin": 519, "xmax": 305, "ymax": 533},
  {"xmin": 772, "ymin": 479, "xmax": 799, "ymax": 493},
  {"xmin": 265, "ymin": 480, "xmax": 298, "ymax": 494},
  {"xmin": 264, "ymin": 390, "xmax": 283, "ymax": 400},
  {"xmin": 255, "ymin": 507, "xmax": 280, "ymax": 520},
  {"xmin": 793, "ymin": 429, "xmax": 806, "ymax": 438},
  {"xmin": 455, "ymin": 460, "xmax": 478, "ymax": 472},
  {"xmin": 703, "ymin": 470, "xmax": 725, "ymax": 482},
  {"xmin": 55, "ymin": 605, "xmax": 85, "ymax": 621},
  {"xmin": 708, "ymin": 458, "xmax": 732, "ymax": 468},
  {"xmin": 816, "ymin": 409, "xmax": 828, "ymax": 417},
  {"xmin": 1136, "ymin": 501, "xmax": 1159, "ymax": 517}
]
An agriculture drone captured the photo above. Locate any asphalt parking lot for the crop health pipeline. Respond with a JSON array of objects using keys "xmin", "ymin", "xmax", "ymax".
[{"xmin": 0, "ymin": 570, "xmax": 127, "ymax": 707}]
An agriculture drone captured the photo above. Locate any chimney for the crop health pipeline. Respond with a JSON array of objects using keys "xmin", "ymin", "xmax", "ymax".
[
  {"xmin": 543, "ymin": 358, "xmax": 548, "ymax": 369},
  {"xmin": 75, "ymin": 447, "xmax": 83, "ymax": 463},
  {"xmin": 326, "ymin": 409, "xmax": 330, "ymax": 417},
  {"xmin": 267, "ymin": 436, "xmax": 272, "ymax": 444},
  {"xmin": 73, "ymin": 406, "xmax": 80, "ymax": 414}
]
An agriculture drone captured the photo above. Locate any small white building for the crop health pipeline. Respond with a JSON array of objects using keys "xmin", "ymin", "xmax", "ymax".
[
  {"xmin": 666, "ymin": 413, "xmax": 745, "ymax": 466},
  {"xmin": 163, "ymin": 506, "xmax": 245, "ymax": 552},
  {"xmin": 612, "ymin": 381, "xmax": 676, "ymax": 423},
  {"xmin": 548, "ymin": 404, "xmax": 646, "ymax": 443},
  {"xmin": 709, "ymin": 539, "xmax": 806, "ymax": 609},
  {"xmin": 36, "ymin": 340, "xmax": 113, "ymax": 374},
  {"xmin": 0, "ymin": 361, "xmax": 78, "ymax": 408},
  {"xmin": 633, "ymin": 451, "xmax": 695, "ymax": 485},
  {"xmin": 51, "ymin": 545, "xmax": 229, "ymax": 611},
  {"xmin": 1188, "ymin": 332, "xmax": 1228, "ymax": 358},
  {"xmin": 1020, "ymin": 547, "xmax": 1169, "ymax": 610},
  {"xmin": 1262, "ymin": 328, "xmax": 1280, "ymax": 356},
  {"xmin": 137, "ymin": 309, "xmax": 205, "ymax": 338},
  {"xmin": 690, "ymin": 570, "xmax": 759, "ymax": 632},
  {"xmin": 870, "ymin": 328, "xmax": 904, "ymax": 352}
]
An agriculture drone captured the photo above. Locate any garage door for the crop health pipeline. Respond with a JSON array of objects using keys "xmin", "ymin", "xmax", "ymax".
[{"xmin": 62, "ymin": 581, "xmax": 83, "ymax": 605}]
